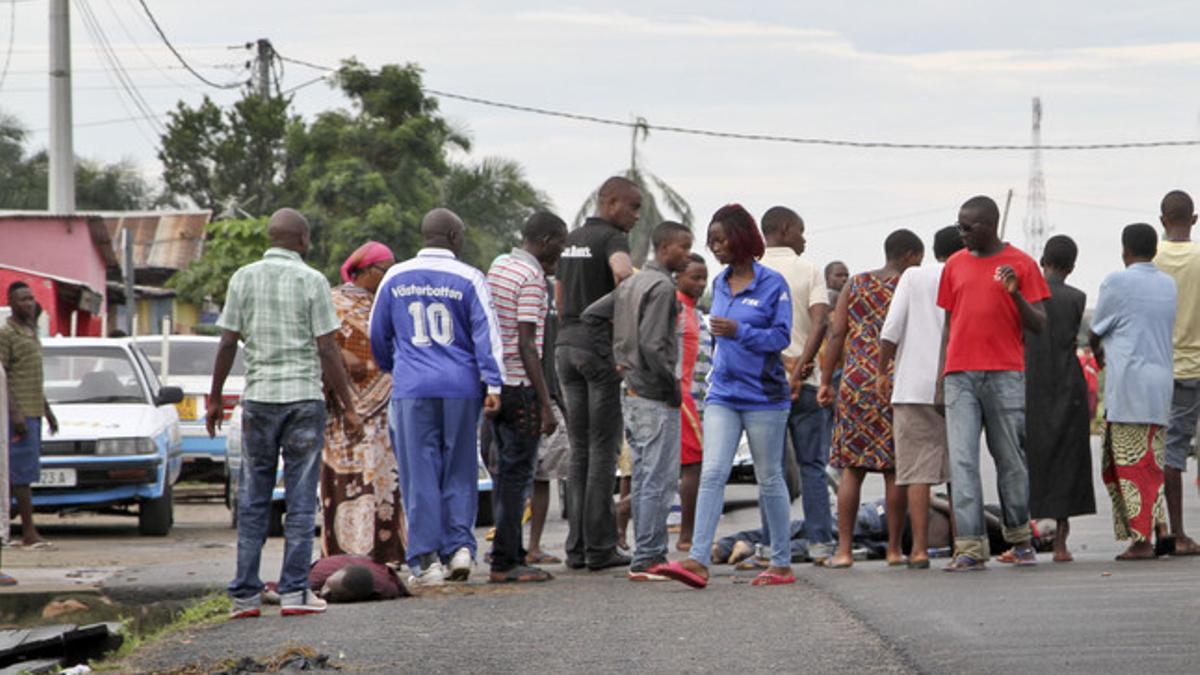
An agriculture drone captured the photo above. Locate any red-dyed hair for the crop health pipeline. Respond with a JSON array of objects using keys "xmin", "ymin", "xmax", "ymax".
[{"xmin": 709, "ymin": 204, "xmax": 765, "ymax": 263}]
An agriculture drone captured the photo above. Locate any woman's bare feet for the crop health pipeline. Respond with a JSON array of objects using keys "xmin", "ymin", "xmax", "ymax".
[
  {"xmin": 679, "ymin": 558, "xmax": 709, "ymax": 581},
  {"xmin": 675, "ymin": 540, "xmax": 692, "ymax": 552},
  {"xmin": 1116, "ymin": 541, "xmax": 1155, "ymax": 560},
  {"xmin": 1052, "ymin": 549, "xmax": 1074, "ymax": 562},
  {"xmin": 1173, "ymin": 535, "xmax": 1200, "ymax": 555},
  {"xmin": 825, "ymin": 553, "xmax": 854, "ymax": 569},
  {"xmin": 765, "ymin": 565, "xmax": 793, "ymax": 578}
]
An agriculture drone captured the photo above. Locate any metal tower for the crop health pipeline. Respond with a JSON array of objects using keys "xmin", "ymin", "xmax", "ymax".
[{"xmin": 1023, "ymin": 97, "xmax": 1049, "ymax": 256}]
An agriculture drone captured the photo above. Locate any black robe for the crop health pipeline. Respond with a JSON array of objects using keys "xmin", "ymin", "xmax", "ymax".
[{"xmin": 1024, "ymin": 276, "xmax": 1096, "ymax": 519}]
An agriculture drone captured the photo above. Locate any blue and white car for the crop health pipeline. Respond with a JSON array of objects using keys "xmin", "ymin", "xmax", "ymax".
[
  {"xmin": 133, "ymin": 336, "xmax": 245, "ymax": 478},
  {"xmin": 35, "ymin": 338, "xmax": 184, "ymax": 536}
]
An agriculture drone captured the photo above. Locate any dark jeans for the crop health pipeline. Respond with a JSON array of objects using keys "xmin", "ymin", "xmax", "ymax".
[
  {"xmin": 230, "ymin": 400, "xmax": 325, "ymax": 599},
  {"xmin": 490, "ymin": 385, "xmax": 542, "ymax": 572},
  {"xmin": 786, "ymin": 385, "xmax": 834, "ymax": 556},
  {"xmin": 557, "ymin": 344, "xmax": 622, "ymax": 565}
]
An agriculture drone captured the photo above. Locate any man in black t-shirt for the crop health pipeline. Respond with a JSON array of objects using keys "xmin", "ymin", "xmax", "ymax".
[{"xmin": 556, "ymin": 176, "xmax": 640, "ymax": 570}]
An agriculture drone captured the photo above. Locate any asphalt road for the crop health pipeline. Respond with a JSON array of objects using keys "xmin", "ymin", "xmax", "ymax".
[{"xmin": 11, "ymin": 438, "xmax": 1200, "ymax": 674}]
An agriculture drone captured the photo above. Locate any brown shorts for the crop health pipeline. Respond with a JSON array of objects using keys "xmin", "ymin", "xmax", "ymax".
[{"xmin": 893, "ymin": 403, "xmax": 950, "ymax": 486}]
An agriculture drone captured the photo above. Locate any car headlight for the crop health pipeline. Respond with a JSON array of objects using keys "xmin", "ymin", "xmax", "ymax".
[{"xmin": 95, "ymin": 438, "xmax": 156, "ymax": 455}]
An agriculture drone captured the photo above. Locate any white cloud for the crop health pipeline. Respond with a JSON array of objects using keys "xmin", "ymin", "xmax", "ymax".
[{"xmin": 518, "ymin": 10, "xmax": 838, "ymax": 40}]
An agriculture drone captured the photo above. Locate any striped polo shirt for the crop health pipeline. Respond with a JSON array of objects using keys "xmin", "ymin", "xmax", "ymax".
[{"xmin": 486, "ymin": 247, "xmax": 547, "ymax": 386}]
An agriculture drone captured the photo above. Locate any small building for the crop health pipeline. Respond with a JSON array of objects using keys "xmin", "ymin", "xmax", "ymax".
[
  {"xmin": 0, "ymin": 213, "xmax": 117, "ymax": 336},
  {"xmin": 0, "ymin": 210, "xmax": 210, "ymax": 336}
]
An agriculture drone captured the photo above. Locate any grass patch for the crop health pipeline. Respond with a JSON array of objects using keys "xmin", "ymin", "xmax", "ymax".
[{"xmin": 92, "ymin": 593, "xmax": 231, "ymax": 671}]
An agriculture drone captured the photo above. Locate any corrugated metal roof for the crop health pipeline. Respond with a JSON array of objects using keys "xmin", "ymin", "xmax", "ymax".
[{"xmin": 0, "ymin": 210, "xmax": 212, "ymax": 272}]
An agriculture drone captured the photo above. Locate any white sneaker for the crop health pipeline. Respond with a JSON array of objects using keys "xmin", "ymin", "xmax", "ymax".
[
  {"xmin": 408, "ymin": 561, "xmax": 447, "ymax": 588},
  {"xmin": 280, "ymin": 589, "xmax": 326, "ymax": 616},
  {"xmin": 448, "ymin": 547, "xmax": 474, "ymax": 582}
]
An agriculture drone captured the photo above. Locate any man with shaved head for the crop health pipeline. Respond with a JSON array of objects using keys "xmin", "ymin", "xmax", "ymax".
[
  {"xmin": 210, "ymin": 208, "xmax": 363, "ymax": 619},
  {"xmin": 556, "ymin": 176, "xmax": 641, "ymax": 571},
  {"xmin": 1153, "ymin": 189, "xmax": 1200, "ymax": 555},
  {"xmin": 370, "ymin": 207, "xmax": 505, "ymax": 586}
]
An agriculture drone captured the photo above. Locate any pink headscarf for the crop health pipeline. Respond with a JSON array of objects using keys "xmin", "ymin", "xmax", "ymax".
[{"xmin": 340, "ymin": 241, "xmax": 395, "ymax": 283}]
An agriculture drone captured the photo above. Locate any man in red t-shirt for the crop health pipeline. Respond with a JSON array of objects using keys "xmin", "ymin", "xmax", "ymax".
[{"xmin": 937, "ymin": 195, "xmax": 1050, "ymax": 572}]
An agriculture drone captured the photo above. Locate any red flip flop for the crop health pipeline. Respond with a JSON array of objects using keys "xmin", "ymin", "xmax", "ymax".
[
  {"xmin": 751, "ymin": 571, "xmax": 796, "ymax": 586},
  {"xmin": 650, "ymin": 561, "xmax": 708, "ymax": 589}
]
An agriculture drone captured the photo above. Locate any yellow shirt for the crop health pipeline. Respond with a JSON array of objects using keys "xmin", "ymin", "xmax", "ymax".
[
  {"xmin": 759, "ymin": 247, "xmax": 829, "ymax": 385},
  {"xmin": 1155, "ymin": 240, "xmax": 1200, "ymax": 379}
]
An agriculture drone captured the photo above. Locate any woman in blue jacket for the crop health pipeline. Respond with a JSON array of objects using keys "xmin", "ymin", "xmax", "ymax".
[{"xmin": 657, "ymin": 204, "xmax": 795, "ymax": 588}]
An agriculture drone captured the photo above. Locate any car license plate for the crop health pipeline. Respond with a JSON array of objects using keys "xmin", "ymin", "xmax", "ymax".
[
  {"xmin": 175, "ymin": 396, "xmax": 198, "ymax": 420},
  {"xmin": 34, "ymin": 468, "xmax": 77, "ymax": 487}
]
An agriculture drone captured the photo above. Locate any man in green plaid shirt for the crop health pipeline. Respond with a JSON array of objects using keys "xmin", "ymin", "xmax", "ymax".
[{"xmin": 208, "ymin": 208, "xmax": 362, "ymax": 619}]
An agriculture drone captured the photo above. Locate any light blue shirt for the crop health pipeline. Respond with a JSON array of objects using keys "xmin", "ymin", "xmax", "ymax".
[{"xmin": 1090, "ymin": 262, "xmax": 1177, "ymax": 425}]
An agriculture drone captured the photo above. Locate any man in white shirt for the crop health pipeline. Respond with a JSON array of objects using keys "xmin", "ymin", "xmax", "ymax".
[
  {"xmin": 877, "ymin": 225, "xmax": 963, "ymax": 568},
  {"xmin": 759, "ymin": 206, "xmax": 833, "ymax": 562}
]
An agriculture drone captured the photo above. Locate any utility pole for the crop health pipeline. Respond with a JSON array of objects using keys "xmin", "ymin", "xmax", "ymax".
[
  {"xmin": 255, "ymin": 38, "xmax": 273, "ymax": 99},
  {"xmin": 1023, "ymin": 97, "xmax": 1049, "ymax": 257},
  {"xmin": 122, "ymin": 226, "xmax": 135, "ymax": 335},
  {"xmin": 49, "ymin": 0, "xmax": 75, "ymax": 213}
]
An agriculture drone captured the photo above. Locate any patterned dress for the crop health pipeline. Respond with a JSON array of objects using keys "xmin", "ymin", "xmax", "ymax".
[
  {"xmin": 321, "ymin": 283, "xmax": 406, "ymax": 564},
  {"xmin": 830, "ymin": 271, "xmax": 898, "ymax": 472},
  {"xmin": 1102, "ymin": 423, "xmax": 1167, "ymax": 543}
]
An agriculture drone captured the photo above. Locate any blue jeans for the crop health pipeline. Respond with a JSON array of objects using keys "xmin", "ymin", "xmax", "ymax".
[
  {"xmin": 786, "ymin": 385, "xmax": 833, "ymax": 556},
  {"xmin": 390, "ymin": 397, "xmax": 481, "ymax": 571},
  {"xmin": 944, "ymin": 371, "xmax": 1032, "ymax": 560},
  {"xmin": 230, "ymin": 400, "xmax": 325, "ymax": 599},
  {"xmin": 489, "ymin": 386, "xmax": 542, "ymax": 572},
  {"xmin": 624, "ymin": 394, "xmax": 681, "ymax": 568},
  {"xmin": 689, "ymin": 404, "xmax": 792, "ymax": 567}
]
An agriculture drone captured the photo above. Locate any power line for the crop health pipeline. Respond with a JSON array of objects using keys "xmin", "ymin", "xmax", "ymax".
[
  {"xmin": 272, "ymin": 51, "xmax": 1200, "ymax": 152},
  {"xmin": 29, "ymin": 111, "xmax": 169, "ymax": 133},
  {"xmin": 280, "ymin": 75, "xmax": 326, "ymax": 95},
  {"xmin": 0, "ymin": 0, "xmax": 14, "ymax": 94},
  {"xmin": 76, "ymin": 0, "xmax": 164, "ymax": 135},
  {"xmin": 74, "ymin": 0, "xmax": 162, "ymax": 142},
  {"xmin": 276, "ymin": 54, "xmax": 334, "ymax": 73},
  {"xmin": 134, "ymin": 0, "xmax": 246, "ymax": 89},
  {"xmin": 427, "ymin": 88, "xmax": 1200, "ymax": 152}
]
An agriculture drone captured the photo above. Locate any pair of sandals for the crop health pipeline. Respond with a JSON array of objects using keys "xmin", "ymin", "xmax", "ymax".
[
  {"xmin": 0, "ymin": 572, "xmax": 16, "ymax": 587},
  {"xmin": 4, "ymin": 540, "xmax": 54, "ymax": 550},
  {"xmin": 652, "ymin": 561, "xmax": 796, "ymax": 589}
]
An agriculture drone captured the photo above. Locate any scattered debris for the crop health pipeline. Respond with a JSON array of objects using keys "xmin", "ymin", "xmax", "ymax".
[
  {"xmin": 0, "ymin": 622, "xmax": 123, "ymax": 671},
  {"xmin": 155, "ymin": 645, "xmax": 341, "ymax": 675},
  {"xmin": 42, "ymin": 599, "xmax": 90, "ymax": 620}
]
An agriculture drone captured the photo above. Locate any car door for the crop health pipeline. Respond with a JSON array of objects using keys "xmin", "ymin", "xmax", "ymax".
[{"xmin": 130, "ymin": 344, "xmax": 183, "ymax": 482}]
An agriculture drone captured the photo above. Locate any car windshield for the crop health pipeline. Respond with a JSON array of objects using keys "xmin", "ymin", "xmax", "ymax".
[
  {"xmin": 43, "ymin": 347, "xmax": 147, "ymax": 404},
  {"xmin": 136, "ymin": 340, "xmax": 247, "ymax": 377}
]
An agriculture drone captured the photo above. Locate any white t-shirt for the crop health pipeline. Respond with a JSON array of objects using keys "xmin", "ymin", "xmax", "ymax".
[
  {"xmin": 760, "ymin": 247, "xmax": 829, "ymax": 385},
  {"xmin": 880, "ymin": 262, "xmax": 945, "ymax": 405}
]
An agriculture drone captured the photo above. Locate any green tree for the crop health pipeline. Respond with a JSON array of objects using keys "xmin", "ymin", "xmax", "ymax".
[
  {"xmin": 575, "ymin": 118, "xmax": 693, "ymax": 266},
  {"xmin": 288, "ymin": 59, "xmax": 469, "ymax": 275},
  {"xmin": 167, "ymin": 217, "xmax": 269, "ymax": 305},
  {"xmin": 0, "ymin": 114, "xmax": 161, "ymax": 210},
  {"xmin": 158, "ymin": 93, "xmax": 298, "ymax": 215},
  {"xmin": 443, "ymin": 157, "xmax": 551, "ymax": 267}
]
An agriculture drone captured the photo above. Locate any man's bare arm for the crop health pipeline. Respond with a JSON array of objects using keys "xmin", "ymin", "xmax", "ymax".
[{"xmin": 609, "ymin": 251, "xmax": 634, "ymax": 286}]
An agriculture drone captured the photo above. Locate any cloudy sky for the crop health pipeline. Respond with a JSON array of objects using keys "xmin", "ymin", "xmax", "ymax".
[{"xmin": 4, "ymin": 1, "xmax": 1200, "ymax": 301}]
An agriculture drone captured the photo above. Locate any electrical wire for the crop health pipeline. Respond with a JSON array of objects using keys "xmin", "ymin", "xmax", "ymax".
[
  {"xmin": 280, "ymin": 75, "xmax": 326, "ymax": 95},
  {"xmin": 100, "ymin": 0, "xmax": 202, "ymax": 94},
  {"xmin": 134, "ymin": 0, "xmax": 246, "ymax": 89},
  {"xmin": 0, "ymin": 0, "xmax": 15, "ymax": 94},
  {"xmin": 272, "ymin": 51, "xmax": 1200, "ymax": 153},
  {"xmin": 74, "ymin": 0, "xmax": 161, "ymax": 142}
]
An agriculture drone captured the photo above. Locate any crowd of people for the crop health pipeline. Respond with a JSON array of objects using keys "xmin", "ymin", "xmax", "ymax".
[{"xmin": 200, "ymin": 180, "xmax": 1200, "ymax": 616}]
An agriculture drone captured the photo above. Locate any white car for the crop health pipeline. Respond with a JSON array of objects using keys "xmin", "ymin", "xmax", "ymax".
[
  {"xmin": 133, "ymin": 336, "xmax": 246, "ymax": 477},
  {"xmin": 36, "ymin": 338, "xmax": 184, "ymax": 535}
]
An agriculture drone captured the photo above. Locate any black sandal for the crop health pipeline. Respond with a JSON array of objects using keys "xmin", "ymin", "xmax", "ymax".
[{"xmin": 489, "ymin": 565, "xmax": 553, "ymax": 583}]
